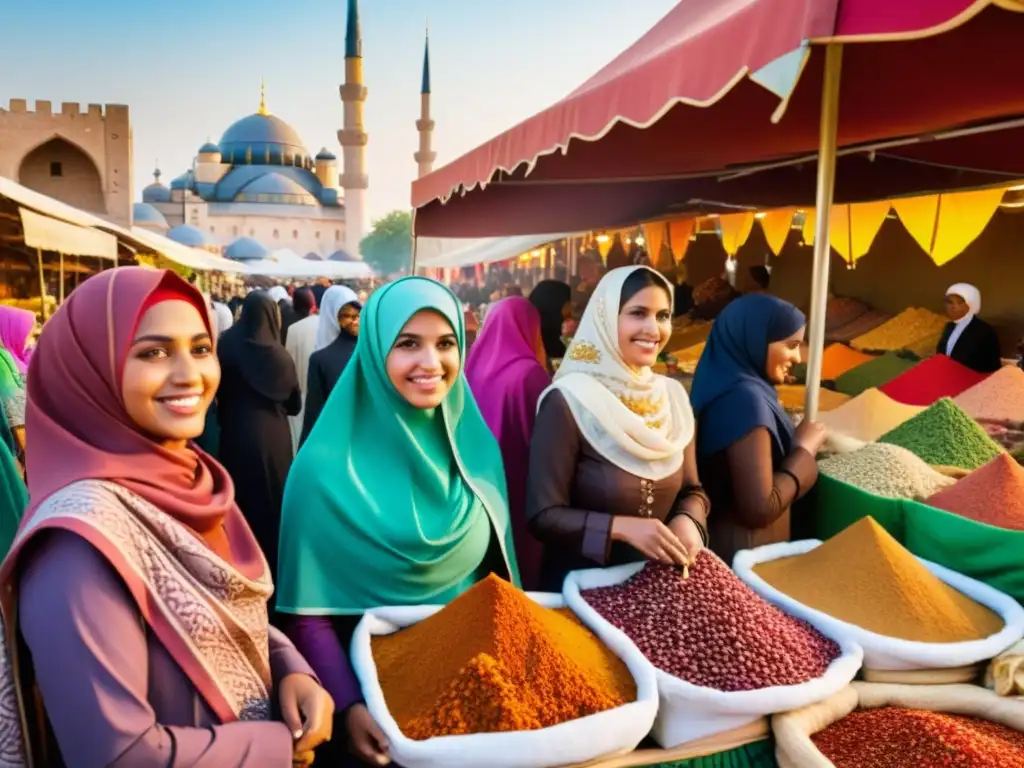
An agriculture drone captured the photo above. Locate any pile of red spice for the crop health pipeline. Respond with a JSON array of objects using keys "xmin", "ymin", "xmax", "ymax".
[
  {"xmin": 924, "ymin": 453, "xmax": 1024, "ymax": 531},
  {"xmin": 879, "ymin": 354, "xmax": 988, "ymax": 407},
  {"xmin": 812, "ymin": 707, "xmax": 1024, "ymax": 767},
  {"xmin": 581, "ymin": 554, "xmax": 840, "ymax": 692}
]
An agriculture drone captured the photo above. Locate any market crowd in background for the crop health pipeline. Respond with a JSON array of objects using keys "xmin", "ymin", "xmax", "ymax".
[{"xmin": 0, "ymin": 248, "xmax": 1019, "ymax": 766}]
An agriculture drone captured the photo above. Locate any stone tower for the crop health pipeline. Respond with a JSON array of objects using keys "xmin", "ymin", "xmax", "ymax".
[
  {"xmin": 415, "ymin": 25, "xmax": 436, "ymax": 179},
  {"xmin": 339, "ymin": 0, "xmax": 368, "ymax": 258}
]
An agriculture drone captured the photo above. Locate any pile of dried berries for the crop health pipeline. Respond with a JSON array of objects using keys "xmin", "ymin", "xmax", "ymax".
[
  {"xmin": 812, "ymin": 707, "xmax": 1024, "ymax": 767},
  {"xmin": 581, "ymin": 554, "xmax": 840, "ymax": 692}
]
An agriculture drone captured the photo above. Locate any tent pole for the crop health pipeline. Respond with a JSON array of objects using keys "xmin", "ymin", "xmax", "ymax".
[
  {"xmin": 59, "ymin": 252, "xmax": 65, "ymax": 304},
  {"xmin": 411, "ymin": 235, "xmax": 419, "ymax": 275},
  {"xmin": 804, "ymin": 43, "xmax": 844, "ymax": 421},
  {"xmin": 36, "ymin": 247, "xmax": 49, "ymax": 321}
]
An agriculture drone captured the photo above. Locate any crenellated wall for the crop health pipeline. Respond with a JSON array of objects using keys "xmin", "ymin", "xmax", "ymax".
[{"xmin": 0, "ymin": 99, "xmax": 133, "ymax": 225}]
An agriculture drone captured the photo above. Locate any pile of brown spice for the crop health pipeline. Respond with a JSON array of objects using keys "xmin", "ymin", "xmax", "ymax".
[
  {"xmin": 752, "ymin": 517, "xmax": 1004, "ymax": 643},
  {"xmin": 371, "ymin": 575, "xmax": 636, "ymax": 740},
  {"xmin": 812, "ymin": 707, "xmax": 1024, "ymax": 767}
]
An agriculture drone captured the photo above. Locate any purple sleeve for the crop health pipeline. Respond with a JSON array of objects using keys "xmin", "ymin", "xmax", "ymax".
[
  {"xmin": 268, "ymin": 625, "xmax": 318, "ymax": 684},
  {"xmin": 285, "ymin": 616, "xmax": 364, "ymax": 712},
  {"xmin": 18, "ymin": 531, "xmax": 294, "ymax": 768}
]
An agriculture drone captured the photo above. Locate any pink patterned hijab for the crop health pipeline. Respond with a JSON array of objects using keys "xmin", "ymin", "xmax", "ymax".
[
  {"xmin": 0, "ymin": 307, "xmax": 34, "ymax": 373},
  {"xmin": 22, "ymin": 267, "xmax": 263, "ymax": 577}
]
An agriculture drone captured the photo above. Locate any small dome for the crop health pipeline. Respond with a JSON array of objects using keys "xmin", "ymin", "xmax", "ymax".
[
  {"xmin": 225, "ymin": 236, "xmax": 269, "ymax": 261},
  {"xmin": 167, "ymin": 224, "xmax": 209, "ymax": 248},
  {"xmin": 315, "ymin": 148, "xmax": 336, "ymax": 161},
  {"xmin": 133, "ymin": 203, "xmax": 169, "ymax": 230},
  {"xmin": 303, "ymin": 252, "xmax": 324, "ymax": 261},
  {"xmin": 198, "ymin": 142, "xmax": 221, "ymax": 155},
  {"xmin": 142, "ymin": 183, "xmax": 171, "ymax": 204},
  {"xmin": 234, "ymin": 172, "xmax": 318, "ymax": 205},
  {"xmin": 329, "ymin": 249, "xmax": 356, "ymax": 262},
  {"xmin": 169, "ymin": 172, "xmax": 192, "ymax": 191}
]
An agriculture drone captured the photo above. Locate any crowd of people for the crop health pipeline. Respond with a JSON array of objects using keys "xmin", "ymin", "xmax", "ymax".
[{"xmin": 0, "ymin": 257, "xmax": 1008, "ymax": 766}]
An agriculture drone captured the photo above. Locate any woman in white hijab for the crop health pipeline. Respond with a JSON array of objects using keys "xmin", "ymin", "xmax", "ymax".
[
  {"xmin": 939, "ymin": 283, "xmax": 1001, "ymax": 373},
  {"xmin": 299, "ymin": 286, "xmax": 362, "ymax": 445},
  {"xmin": 525, "ymin": 265, "xmax": 709, "ymax": 590}
]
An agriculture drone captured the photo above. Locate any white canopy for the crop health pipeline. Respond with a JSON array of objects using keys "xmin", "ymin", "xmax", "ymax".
[
  {"xmin": 243, "ymin": 249, "xmax": 373, "ymax": 279},
  {"xmin": 127, "ymin": 226, "xmax": 244, "ymax": 273},
  {"xmin": 415, "ymin": 232, "xmax": 577, "ymax": 269},
  {"xmin": 19, "ymin": 207, "xmax": 118, "ymax": 260}
]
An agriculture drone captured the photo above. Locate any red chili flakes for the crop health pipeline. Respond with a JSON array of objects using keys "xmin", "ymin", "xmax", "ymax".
[
  {"xmin": 812, "ymin": 706, "xmax": 1024, "ymax": 767},
  {"xmin": 581, "ymin": 554, "xmax": 840, "ymax": 692}
]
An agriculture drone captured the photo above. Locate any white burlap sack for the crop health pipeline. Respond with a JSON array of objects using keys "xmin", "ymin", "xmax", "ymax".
[
  {"xmin": 350, "ymin": 593, "xmax": 659, "ymax": 768},
  {"xmin": 773, "ymin": 682, "xmax": 1024, "ymax": 767},
  {"xmin": 986, "ymin": 639, "xmax": 1024, "ymax": 697},
  {"xmin": 564, "ymin": 561, "xmax": 863, "ymax": 749},
  {"xmin": 734, "ymin": 540, "xmax": 1024, "ymax": 672}
]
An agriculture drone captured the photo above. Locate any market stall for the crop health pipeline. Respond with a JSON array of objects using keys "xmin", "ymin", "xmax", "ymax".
[{"xmin": 410, "ymin": 0, "xmax": 1024, "ymax": 418}]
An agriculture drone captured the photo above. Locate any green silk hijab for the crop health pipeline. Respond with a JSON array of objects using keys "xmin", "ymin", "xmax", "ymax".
[
  {"xmin": 0, "ymin": 349, "xmax": 20, "ymax": 400},
  {"xmin": 276, "ymin": 277, "xmax": 520, "ymax": 614},
  {"xmin": 0, "ymin": 438, "xmax": 26, "ymax": 556}
]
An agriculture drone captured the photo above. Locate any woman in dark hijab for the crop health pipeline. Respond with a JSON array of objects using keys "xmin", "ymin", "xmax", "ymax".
[
  {"xmin": 292, "ymin": 287, "xmax": 317, "ymax": 320},
  {"xmin": 529, "ymin": 280, "xmax": 572, "ymax": 366},
  {"xmin": 217, "ymin": 292, "xmax": 301, "ymax": 583},
  {"xmin": 689, "ymin": 294, "xmax": 827, "ymax": 564}
]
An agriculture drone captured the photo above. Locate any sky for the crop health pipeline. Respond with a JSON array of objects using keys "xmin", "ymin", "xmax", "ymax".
[{"xmin": 0, "ymin": 0, "xmax": 678, "ymax": 222}]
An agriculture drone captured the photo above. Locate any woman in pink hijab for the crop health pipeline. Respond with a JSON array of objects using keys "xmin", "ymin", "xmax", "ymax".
[
  {"xmin": 0, "ymin": 306, "xmax": 35, "ymax": 373},
  {"xmin": 0, "ymin": 268, "xmax": 333, "ymax": 767},
  {"xmin": 464, "ymin": 296, "xmax": 551, "ymax": 590}
]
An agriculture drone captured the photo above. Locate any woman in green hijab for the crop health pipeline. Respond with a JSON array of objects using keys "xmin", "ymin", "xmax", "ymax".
[{"xmin": 277, "ymin": 276, "xmax": 519, "ymax": 766}]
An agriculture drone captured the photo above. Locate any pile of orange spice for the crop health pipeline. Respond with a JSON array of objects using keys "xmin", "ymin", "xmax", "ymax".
[{"xmin": 371, "ymin": 575, "xmax": 636, "ymax": 740}]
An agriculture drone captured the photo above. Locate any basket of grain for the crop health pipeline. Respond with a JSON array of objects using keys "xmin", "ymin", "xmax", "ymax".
[
  {"xmin": 564, "ymin": 553, "xmax": 863, "ymax": 749},
  {"xmin": 734, "ymin": 518, "xmax": 1024, "ymax": 681},
  {"xmin": 773, "ymin": 682, "xmax": 1024, "ymax": 767}
]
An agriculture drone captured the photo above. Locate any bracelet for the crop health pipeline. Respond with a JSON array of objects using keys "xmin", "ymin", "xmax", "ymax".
[
  {"xmin": 780, "ymin": 468, "xmax": 802, "ymax": 499},
  {"xmin": 677, "ymin": 511, "xmax": 709, "ymax": 548}
]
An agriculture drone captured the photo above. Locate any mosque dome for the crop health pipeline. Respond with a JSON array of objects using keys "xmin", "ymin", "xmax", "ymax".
[
  {"xmin": 169, "ymin": 172, "xmax": 192, "ymax": 191},
  {"xmin": 219, "ymin": 113, "xmax": 312, "ymax": 167},
  {"xmin": 133, "ymin": 203, "xmax": 169, "ymax": 230},
  {"xmin": 167, "ymin": 224, "xmax": 210, "ymax": 248},
  {"xmin": 304, "ymin": 252, "xmax": 323, "ymax": 260},
  {"xmin": 225, "ymin": 236, "xmax": 269, "ymax": 261},
  {"xmin": 198, "ymin": 142, "xmax": 221, "ymax": 154},
  {"xmin": 142, "ymin": 183, "xmax": 171, "ymax": 204},
  {"xmin": 329, "ymin": 249, "xmax": 357, "ymax": 262},
  {"xmin": 315, "ymin": 148, "xmax": 336, "ymax": 161},
  {"xmin": 234, "ymin": 172, "xmax": 318, "ymax": 205}
]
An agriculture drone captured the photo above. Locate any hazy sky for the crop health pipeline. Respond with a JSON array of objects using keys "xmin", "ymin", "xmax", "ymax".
[{"xmin": 1, "ymin": 0, "xmax": 677, "ymax": 221}]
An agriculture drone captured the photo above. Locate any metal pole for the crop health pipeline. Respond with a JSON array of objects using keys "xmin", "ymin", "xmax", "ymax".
[
  {"xmin": 411, "ymin": 234, "xmax": 419, "ymax": 275},
  {"xmin": 804, "ymin": 43, "xmax": 844, "ymax": 421},
  {"xmin": 59, "ymin": 252, "xmax": 65, "ymax": 303},
  {"xmin": 35, "ymin": 247, "xmax": 49, "ymax": 321}
]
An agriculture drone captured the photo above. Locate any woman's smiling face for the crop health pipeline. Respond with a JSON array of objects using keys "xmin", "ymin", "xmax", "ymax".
[
  {"xmin": 121, "ymin": 299, "xmax": 219, "ymax": 450},
  {"xmin": 617, "ymin": 285, "xmax": 672, "ymax": 368},
  {"xmin": 386, "ymin": 310, "xmax": 460, "ymax": 409}
]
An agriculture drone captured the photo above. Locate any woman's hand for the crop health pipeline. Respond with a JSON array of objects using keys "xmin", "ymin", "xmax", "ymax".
[
  {"xmin": 611, "ymin": 517, "xmax": 690, "ymax": 567},
  {"xmin": 279, "ymin": 674, "xmax": 335, "ymax": 763},
  {"xmin": 667, "ymin": 515, "xmax": 703, "ymax": 562},
  {"xmin": 794, "ymin": 419, "xmax": 828, "ymax": 456},
  {"xmin": 346, "ymin": 704, "xmax": 391, "ymax": 765}
]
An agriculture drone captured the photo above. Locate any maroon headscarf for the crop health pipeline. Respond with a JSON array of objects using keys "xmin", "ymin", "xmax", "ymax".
[
  {"xmin": 464, "ymin": 297, "xmax": 551, "ymax": 589},
  {"xmin": 23, "ymin": 267, "xmax": 262, "ymax": 576}
]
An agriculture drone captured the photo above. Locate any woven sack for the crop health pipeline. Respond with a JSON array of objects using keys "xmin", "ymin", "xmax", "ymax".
[{"xmin": 773, "ymin": 682, "xmax": 1024, "ymax": 768}]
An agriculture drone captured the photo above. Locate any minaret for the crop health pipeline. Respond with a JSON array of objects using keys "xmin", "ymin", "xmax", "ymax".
[
  {"xmin": 339, "ymin": 0, "xmax": 369, "ymax": 258},
  {"xmin": 414, "ymin": 24, "xmax": 436, "ymax": 178}
]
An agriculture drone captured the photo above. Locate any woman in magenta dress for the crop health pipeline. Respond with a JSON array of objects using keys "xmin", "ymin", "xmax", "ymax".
[
  {"xmin": 465, "ymin": 296, "xmax": 551, "ymax": 590},
  {"xmin": 0, "ymin": 268, "xmax": 333, "ymax": 767}
]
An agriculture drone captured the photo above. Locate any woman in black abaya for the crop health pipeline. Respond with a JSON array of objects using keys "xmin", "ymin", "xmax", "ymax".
[{"xmin": 217, "ymin": 292, "xmax": 301, "ymax": 582}]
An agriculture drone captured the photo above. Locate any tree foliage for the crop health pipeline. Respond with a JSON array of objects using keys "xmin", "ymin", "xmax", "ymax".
[{"xmin": 359, "ymin": 210, "xmax": 413, "ymax": 276}]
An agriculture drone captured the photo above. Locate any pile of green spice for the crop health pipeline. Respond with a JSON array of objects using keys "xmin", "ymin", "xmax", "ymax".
[
  {"xmin": 878, "ymin": 398, "xmax": 1004, "ymax": 470},
  {"xmin": 833, "ymin": 353, "xmax": 916, "ymax": 397},
  {"xmin": 812, "ymin": 707, "xmax": 1024, "ymax": 767}
]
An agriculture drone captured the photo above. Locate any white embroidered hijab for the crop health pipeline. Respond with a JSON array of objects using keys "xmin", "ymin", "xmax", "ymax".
[{"xmin": 540, "ymin": 265, "xmax": 695, "ymax": 480}]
